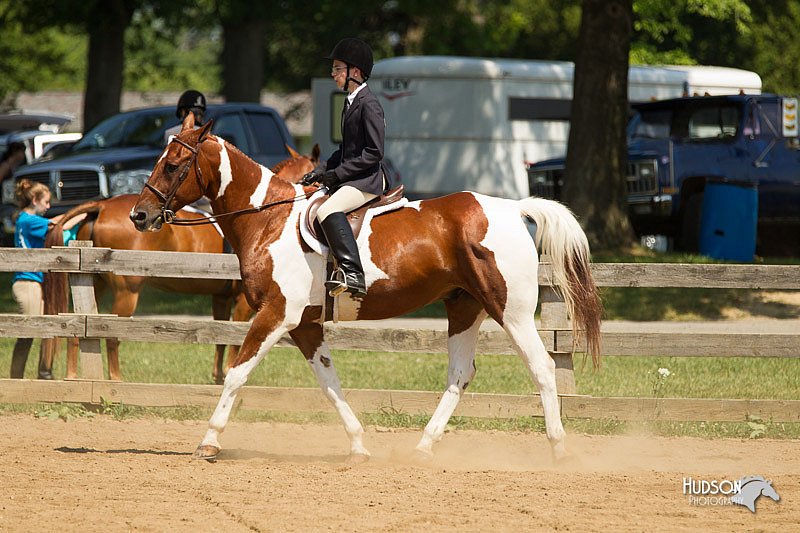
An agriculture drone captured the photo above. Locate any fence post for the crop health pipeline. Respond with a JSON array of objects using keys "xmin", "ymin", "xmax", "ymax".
[
  {"xmin": 539, "ymin": 256, "xmax": 576, "ymax": 395},
  {"xmin": 68, "ymin": 240, "xmax": 104, "ymax": 380}
]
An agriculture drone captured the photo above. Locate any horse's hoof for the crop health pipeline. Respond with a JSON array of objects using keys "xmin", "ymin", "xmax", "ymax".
[
  {"xmin": 193, "ymin": 445, "xmax": 220, "ymax": 462},
  {"xmin": 38, "ymin": 371, "xmax": 54, "ymax": 380},
  {"xmin": 346, "ymin": 453, "xmax": 370, "ymax": 464},
  {"xmin": 410, "ymin": 448, "xmax": 434, "ymax": 465}
]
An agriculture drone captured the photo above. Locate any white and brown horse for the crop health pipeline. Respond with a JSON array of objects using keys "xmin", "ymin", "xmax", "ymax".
[{"xmin": 131, "ymin": 115, "xmax": 602, "ymax": 462}]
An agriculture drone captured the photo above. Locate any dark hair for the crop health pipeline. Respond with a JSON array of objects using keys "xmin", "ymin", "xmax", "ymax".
[
  {"xmin": 15, "ymin": 179, "xmax": 50, "ymax": 209},
  {"xmin": 327, "ymin": 38, "xmax": 374, "ymax": 79}
]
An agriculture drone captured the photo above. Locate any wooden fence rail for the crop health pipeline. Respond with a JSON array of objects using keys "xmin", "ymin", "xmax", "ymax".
[{"xmin": 0, "ymin": 246, "xmax": 798, "ymax": 422}]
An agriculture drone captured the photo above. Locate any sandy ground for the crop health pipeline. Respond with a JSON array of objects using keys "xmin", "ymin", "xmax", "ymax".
[{"xmin": 0, "ymin": 414, "xmax": 797, "ymax": 532}]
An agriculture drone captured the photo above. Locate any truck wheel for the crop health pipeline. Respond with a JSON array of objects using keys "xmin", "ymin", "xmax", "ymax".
[{"xmin": 679, "ymin": 193, "xmax": 703, "ymax": 252}]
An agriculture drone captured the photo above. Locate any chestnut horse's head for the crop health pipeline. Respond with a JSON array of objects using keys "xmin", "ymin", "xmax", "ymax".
[
  {"xmin": 130, "ymin": 114, "xmax": 214, "ymax": 232},
  {"xmin": 273, "ymin": 143, "xmax": 320, "ymax": 183}
]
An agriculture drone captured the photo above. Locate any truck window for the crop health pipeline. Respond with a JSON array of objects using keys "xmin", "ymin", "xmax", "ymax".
[
  {"xmin": 248, "ymin": 112, "xmax": 289, "ymax": 156},
  {"xmin": 630, "ymin": 109, "xmax": 672, "ymax": 139},
  {"xmin": 688, "ymin": 105, "xmax": 739, "ymax": 141},
  {"xmin": 214, "ymin": 113, "xmax": 251, "ymax": 154}
]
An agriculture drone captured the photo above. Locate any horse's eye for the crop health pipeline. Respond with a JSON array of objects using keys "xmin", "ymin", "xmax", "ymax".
[{"xmin": 165, "ymin": 163, "xmax": 179, "ymax": 173}]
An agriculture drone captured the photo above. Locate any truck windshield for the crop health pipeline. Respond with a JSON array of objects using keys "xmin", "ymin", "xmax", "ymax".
[
  {"xmin": 629, "ymin": 109, "xmax": 672, "ymax": 139},
  {"xmin": 72, "ymin": 109, "xmax": 177, "ymax": 152}
]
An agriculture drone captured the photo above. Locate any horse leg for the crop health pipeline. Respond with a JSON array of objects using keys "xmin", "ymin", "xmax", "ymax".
[
  {"xmin": 107, "ymin": 283, "xmax": 140, "ymax": 381},
  {"xmin": 65, "ymin": 338, "xmax": 79, "ymax": 378},
  {"xmin": 225, "ymin": 291, "xmax": 253, "ymax": 376},
  {"xmin": 290, "ymin": 318, "xmax": 370, "ymax": 459},
  {"xmin": 415, "ymin": 293, "xmax": 487, "ymax": 457},
  {"xmin": 211, "ymin": 293, "xmax": 233, "ymax": 385},
  {"xmin": 503, "ymin": 320, "xmax": 567, "ymax": 461},
  {"xmin": 195, "ymin": 307, "xmax": 288, "ymax": 461}
]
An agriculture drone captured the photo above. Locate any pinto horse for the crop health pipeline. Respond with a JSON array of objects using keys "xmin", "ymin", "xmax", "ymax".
[
  {"xmin": 131, "ymin": 115, "xmax": 602, "ymax": 462},
  {"xmin": 41, "ymin": 145, "xmax": 318, "ymax": 383}
]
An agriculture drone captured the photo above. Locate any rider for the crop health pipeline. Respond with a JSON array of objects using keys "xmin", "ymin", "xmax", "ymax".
[
  {"xmin": 163, "ymin": 89, "xmax": 207, "ymax": 144},
  {"xmin": 301, "ymin": 38, "xmax": 387, "ymax": 297}
]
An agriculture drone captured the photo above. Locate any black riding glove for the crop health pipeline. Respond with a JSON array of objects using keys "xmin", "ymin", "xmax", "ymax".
[
  {"xmin": 320, "ymin": 170, "xmax": 339, "ymax": 188},
  {"xmin": 300, "ymin": 172, "xmax": 318, "ymax": 186}
]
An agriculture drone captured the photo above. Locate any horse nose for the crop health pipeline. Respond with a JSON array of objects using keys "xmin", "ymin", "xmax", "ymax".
[{"xmin": 129, "ymin": 209, "xmax": 148, "ymax": 230}]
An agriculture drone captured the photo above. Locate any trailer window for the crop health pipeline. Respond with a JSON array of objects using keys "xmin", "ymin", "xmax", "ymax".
[{"xmin": 329, "ymin": 92, "xmax": 346, "ymax": 144}]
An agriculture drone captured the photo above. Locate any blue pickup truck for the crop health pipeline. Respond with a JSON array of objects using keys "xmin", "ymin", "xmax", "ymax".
[{"xmin": 527, "ymin": 94, "xmax": 800, "ymax": 253}]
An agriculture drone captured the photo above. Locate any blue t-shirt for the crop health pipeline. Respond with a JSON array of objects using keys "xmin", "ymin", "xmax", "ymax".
[{"xmin": 13, "ymin": 211, "xmax": 51, "ymax": 284}]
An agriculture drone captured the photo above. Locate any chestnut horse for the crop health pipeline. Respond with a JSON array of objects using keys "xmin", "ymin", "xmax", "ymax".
[
  {"xmin": 41, "ymin": 145, "xmax": 318, "ymax": 383},
  {"xmin": 131, "ymin": 115, "xmax": 602, "ymax": 462}
]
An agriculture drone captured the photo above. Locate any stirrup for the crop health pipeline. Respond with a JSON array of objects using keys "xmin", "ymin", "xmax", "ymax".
[{"xmin": 325, "ymin": 267, "xmax": 365, "ymax": 297}]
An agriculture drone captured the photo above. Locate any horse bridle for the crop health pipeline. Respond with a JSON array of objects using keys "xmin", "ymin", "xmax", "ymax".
[
  {"xmin": 145, "ymin": 134, "xmax": 313, "ymax": 227},
  {"xmin": 144, "ymin": 136, "xmax": 205, "ymax": 224}
]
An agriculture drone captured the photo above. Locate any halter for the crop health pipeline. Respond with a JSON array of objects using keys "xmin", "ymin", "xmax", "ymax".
[
  {"xmin": 144, "ymin": 136, "xmax": 203, "ymax": 224},
  {"xmin": 146, "ymin": 134, "xmax": 312, "ymax": 227}
]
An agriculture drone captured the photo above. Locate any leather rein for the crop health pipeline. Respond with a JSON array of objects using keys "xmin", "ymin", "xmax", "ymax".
[{"xmin": 145, "ymin": 135, "xmax": 311, "ymax": 227}]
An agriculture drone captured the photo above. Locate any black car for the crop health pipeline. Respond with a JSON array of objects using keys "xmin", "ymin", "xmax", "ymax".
[{"xmin": 2, "ymin": 103, "xmax": 295, "ymax": 243}]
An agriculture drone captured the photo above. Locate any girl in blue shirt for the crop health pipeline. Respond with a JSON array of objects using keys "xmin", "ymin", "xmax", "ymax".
[{"xmin": 10, "ymin": 179, "xmax": 84, "ymax": 379}]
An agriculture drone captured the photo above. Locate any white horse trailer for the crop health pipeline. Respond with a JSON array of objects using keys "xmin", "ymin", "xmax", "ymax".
[{"xmin": 311, "ymin": 57, "xmax": 761, "ymax": 199}]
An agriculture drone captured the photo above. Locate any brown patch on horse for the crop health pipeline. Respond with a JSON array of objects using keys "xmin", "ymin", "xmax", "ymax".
[
  {"xmin": 358, "ymin": 193, "xmax": 507, "ymax": 323},
  {"xmin": 289, "ymin": 306, "xmax": 324, "ymax": 361}
]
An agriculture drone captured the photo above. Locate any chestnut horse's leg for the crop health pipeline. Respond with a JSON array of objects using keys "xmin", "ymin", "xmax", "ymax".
[
  {"xmin": 415, "ymin": 294, "xmax": 487, "ymax": 457},
  {"xmin": 195, "ymin": 307, "xmax": 289, "ymax": 461},
  {"xmin": 211, "ymin": 293, "xmax": 233, "ymax": 385},
  {"xmin": 290, "ymin": 319, "xmax": 370, "ymax": 459},
  {"xmin": 107, "ymin": 280, "xmax": 141, "ymax": 381}
]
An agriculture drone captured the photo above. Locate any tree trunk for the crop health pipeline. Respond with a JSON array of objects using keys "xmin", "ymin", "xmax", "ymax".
[
  {"xmin": 83, "ymin": 0, "xmax": 133, "ymax": 131},
  {"xmin": 221, "ymin": 19, "xmax": 266, "ymax": 103},
  {"xmin": 562, "ymin": 0, "xmax": 634, "ymax": 251}
]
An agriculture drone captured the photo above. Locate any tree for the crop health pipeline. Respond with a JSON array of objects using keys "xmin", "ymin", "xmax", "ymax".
[{"xmin": 562, "ymin": 0, "xmax": 634, "ymax": 250}]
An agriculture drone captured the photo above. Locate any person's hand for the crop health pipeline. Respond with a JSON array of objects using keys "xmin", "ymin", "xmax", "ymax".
[
  {"xmin": 300, "ymin": 172, "xmax": 318, "ymax": 186},
  {"xmin": 320, "ymin": 170, "xmax": 338, "ymax": 188}
]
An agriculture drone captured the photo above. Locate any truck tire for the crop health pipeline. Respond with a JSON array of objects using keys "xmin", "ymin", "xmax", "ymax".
[{"xmin": 679, "ymin": 192, "xmax": 703, "ymax": 252}]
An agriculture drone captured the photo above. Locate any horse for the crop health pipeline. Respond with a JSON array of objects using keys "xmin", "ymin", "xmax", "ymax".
[
  {"xmin": 130, "ymin": 114, "xmax": 602, "ymax": 463},
  {"xmin": 40, "ymin": 145, "xmax": 318, "ymax": 383}
]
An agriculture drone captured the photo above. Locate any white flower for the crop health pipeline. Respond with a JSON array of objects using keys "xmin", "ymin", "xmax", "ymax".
[{"xmin": 658, "ymin": 367, "xmax": 671, "ymax": 378}]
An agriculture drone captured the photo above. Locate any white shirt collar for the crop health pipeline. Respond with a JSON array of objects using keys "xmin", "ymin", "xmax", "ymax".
[{"xmin": 347, "ymin": 82, "xmax": 367, "ymax": 105}]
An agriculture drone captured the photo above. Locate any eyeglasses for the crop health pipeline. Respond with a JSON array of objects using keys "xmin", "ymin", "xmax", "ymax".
[{"xmin": 331, "ymin": 66, "xmax": 348, "ymax": 75}]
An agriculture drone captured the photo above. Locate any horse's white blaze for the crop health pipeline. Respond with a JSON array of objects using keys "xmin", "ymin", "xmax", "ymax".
[
  {"xmin": 215, "ymin": 140, "xmax": 233, "ymax": 199},
  {"xmin": 249, "ymin": 165, "xmax": 275, "ymax": 208}
]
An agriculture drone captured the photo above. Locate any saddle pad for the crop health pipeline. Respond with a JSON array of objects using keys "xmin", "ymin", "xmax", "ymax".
[{"xmin": 298, "ymin": 189, "xmax": 408, "ymax": 255}]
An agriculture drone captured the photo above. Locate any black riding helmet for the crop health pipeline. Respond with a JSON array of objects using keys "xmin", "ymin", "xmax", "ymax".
[
  {"xmin": 326, "ymin": 38, "xmax": 374, "ymax": 79},
  {"xmin": 176, "ymin": 89, "xmax": 207, "ymax": 119}
]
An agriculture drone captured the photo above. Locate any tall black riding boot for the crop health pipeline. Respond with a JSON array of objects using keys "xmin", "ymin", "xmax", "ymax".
[
  {"xmin": 320, "ymin": 212, "xmax": 367, "ymax": 297},
  {"xmin": 10, "ymin": 338, "xmax": 33, "ymax": 379}
]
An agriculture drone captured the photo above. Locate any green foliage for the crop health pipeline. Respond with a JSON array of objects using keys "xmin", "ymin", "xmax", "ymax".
[{"xmin": 34, "ymin": 402, "xmax": 94, "ymax": 421}]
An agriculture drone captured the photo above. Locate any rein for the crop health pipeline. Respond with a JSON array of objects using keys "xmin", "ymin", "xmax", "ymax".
[{"xmin": 147, "ymin": 135, "xmax": 313, "ymax": 226}]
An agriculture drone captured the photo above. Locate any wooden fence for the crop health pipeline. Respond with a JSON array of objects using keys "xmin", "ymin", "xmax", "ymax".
[{"xmin": 0, "ymin": 243, "xmax": 798, "ymax": 423}]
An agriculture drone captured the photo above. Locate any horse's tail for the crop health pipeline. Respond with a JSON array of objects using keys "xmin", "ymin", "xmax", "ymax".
[
  {"xmin": 42, "ymin": 201, "xmax": 102, "ymax": 316},
  {"xmin": 518, "ymin": 197, "xmax": 603, "ymax": 368}
]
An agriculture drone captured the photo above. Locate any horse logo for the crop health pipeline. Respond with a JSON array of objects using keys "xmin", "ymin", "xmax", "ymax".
[{"xmin": 730, "ymin": 476, "xmax": 780, "ymax": 513}]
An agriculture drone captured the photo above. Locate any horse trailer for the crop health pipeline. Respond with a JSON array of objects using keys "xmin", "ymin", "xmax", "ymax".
[{"xmin": 311, "ymin": 56, "xmax": 761, "ymax": 200}]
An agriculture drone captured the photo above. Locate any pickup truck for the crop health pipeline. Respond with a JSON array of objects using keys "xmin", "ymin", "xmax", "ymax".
[
  {"xmin": 527, "ymin": 94, "xmax": 800, "ymax": 252},
  {"xmin": 2, "ymin": 103, "xmax": 295, "ymax": 244}
]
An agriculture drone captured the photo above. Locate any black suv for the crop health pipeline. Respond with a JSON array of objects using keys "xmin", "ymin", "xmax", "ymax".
[{"xmin": 2, "ymin": 103, "xmax": 295, "ymax": 241}]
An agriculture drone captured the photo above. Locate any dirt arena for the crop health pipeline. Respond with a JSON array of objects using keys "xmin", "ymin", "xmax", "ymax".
[{"xmin": 0, "ymin": 414, "xmax": 797, "ymax": 532}]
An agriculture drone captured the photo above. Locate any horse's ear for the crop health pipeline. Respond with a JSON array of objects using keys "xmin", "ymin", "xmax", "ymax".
[
  {"xmin": 181, "ymin": 113, "xmax": 196, "ymax": 132},
  {"xmin": 311, "ymin": 143, "xmax": 321, "ymax": 163},
  {"xmin": 286, "ymin": 144, "xmax": 300, "ymax": 159},
  {"xmin": 197, "ymin": 119, "xmax": 214, "ymax": 142}
]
